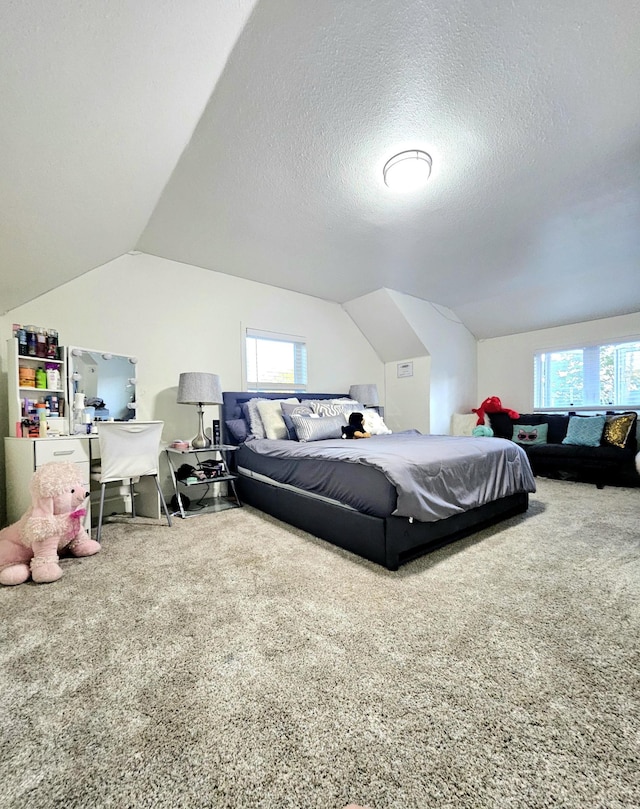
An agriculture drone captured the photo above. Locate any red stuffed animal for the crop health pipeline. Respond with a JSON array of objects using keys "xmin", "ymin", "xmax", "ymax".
[{"xmin": 472, "ymin": 396, "xmax": 519, "ymax": 426}]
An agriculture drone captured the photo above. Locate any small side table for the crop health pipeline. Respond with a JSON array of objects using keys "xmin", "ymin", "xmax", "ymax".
[{"xmin": 165, "ymin": 444, "xmax": 241, "ymax": 519}]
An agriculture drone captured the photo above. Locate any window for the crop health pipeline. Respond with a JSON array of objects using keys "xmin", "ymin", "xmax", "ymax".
[
  {"xmin": 534, "ymin": 340, "xmax": 640, "ymax": 410},
  {"xmin": 245, "ymin": 328, "xmax": 307, "ymax": 393}
]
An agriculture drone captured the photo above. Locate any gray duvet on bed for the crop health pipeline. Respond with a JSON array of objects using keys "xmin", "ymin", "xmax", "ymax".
[{"xmin": 240, "ymin": 433, "xmax": 536, "ymax": 523}]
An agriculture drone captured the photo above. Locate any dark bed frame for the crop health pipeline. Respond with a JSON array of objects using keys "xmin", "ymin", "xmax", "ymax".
[{"xmin": 222, "ymin": 392, "xmax": 529, "ymax": 570}]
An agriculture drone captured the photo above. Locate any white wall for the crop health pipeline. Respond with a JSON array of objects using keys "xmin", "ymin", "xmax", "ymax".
[
  {"xmin": 384, "ymin": 356, "xmax": 431, "ymax": 434},
  {"xmin": 343, "ymin": 288, "xmax": 477, "ymax": 435},
  {"xmin": 388, "ymin": 291, "xmax": 477, "ymax": 435},
  {"xmin": 0, "ymin": 253, "xmax": 384, "ymax": 525},
  {"xmin": 477, "ymin": 312, "xmax": 640, "ymax": 413}
]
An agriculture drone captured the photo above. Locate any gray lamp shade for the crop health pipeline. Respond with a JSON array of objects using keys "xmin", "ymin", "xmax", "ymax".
[
  {"xmin": 349, "ymin": 384, "xmax": 379, "ymax": 407},
  {"xmin": 177, "ymin": 372, "xmax": 223, "ymax": 405}
]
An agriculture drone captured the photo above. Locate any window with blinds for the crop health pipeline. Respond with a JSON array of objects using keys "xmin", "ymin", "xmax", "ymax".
[
  {"xmin": 245, "ymin": 328, "xmax": 307, "ymax": 392},
  {"xmin": 533, "ymin": 340, "xmax": 640, "ymax": 410}
]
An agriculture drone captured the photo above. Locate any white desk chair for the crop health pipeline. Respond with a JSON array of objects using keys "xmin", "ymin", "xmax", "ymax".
[{"xmin": 93, "ymin": 420, "xmax": 172, "ymax": 542}]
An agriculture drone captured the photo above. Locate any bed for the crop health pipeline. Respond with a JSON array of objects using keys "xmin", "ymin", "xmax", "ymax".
[{"xmin": 222, "ymin": 392, "xmax": 536, "ymax": 570}]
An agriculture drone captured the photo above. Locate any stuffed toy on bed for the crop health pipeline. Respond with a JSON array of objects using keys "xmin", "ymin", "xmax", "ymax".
[
  {"xmin": 341, "ymin": 412, "xmax": 371, "ymax": 439},
  {"xmin": 0, "ymin": 461, "xmax": 101, "ymax": 586}
]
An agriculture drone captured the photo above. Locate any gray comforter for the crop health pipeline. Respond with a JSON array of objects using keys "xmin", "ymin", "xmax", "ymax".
[{"xmin": 242, "ymin": 433, "xmax": 536, "ymax": 522}]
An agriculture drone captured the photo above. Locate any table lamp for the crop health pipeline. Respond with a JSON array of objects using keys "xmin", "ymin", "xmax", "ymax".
[
  {"xmin": 177, "ymin": 372, "xmax": 223, "ymax": 449},
  {"xmin": 349, "ymin": 384, "xmax": 379, "ymax": 408}
]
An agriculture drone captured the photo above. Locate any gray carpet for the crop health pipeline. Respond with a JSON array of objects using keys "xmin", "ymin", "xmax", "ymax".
[{"xmin": 1, "ymin": 478, "xmax": 639, "ymax": 809}]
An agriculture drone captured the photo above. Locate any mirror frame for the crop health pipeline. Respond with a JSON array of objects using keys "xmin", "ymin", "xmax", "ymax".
[{"xmin": 67, "ymin": 346, "xmax": 138, "ymax": 434}]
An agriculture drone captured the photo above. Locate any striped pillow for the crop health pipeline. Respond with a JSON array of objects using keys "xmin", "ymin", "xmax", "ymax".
[
  {"xmin": 309, "ymin": 399, "xmax": 362, "ymax": 417},
  {"xmin": 290, "ymin": 413, "xmax": 347, "ymax": 442}
]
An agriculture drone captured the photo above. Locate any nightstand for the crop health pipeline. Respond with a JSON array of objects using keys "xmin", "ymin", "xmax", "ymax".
[{"xmin": 165, "ymin": 444, "xmax": 241, "ymax": 518}]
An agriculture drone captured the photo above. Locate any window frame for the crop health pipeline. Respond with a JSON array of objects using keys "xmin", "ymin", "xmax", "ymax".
[
  {"xmin": 533, "ymin": 337, "xmax": 640, "ymax": 412},
  {"xmin": 243, "ymin": 327, "xmax": 308, "ymax": 393}
]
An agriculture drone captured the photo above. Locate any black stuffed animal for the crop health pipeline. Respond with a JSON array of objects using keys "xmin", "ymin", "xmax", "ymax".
[{"xmin": 341, "ymin": 412, "xmax": 371, "ymax": 439}]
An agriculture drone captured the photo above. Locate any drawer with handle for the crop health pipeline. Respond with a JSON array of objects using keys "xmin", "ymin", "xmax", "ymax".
[{"xmin": 35, "ymin": 438, "xmax": 91, "ymax": 466}]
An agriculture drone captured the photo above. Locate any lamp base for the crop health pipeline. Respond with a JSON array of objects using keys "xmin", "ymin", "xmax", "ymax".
[
  {"xmin": 191, "ymin": 406, "xmax": 212, "ymax": 449},
  {"xmin": 191, "ymin": 433, "xmax": 212, "ymax": 449}
]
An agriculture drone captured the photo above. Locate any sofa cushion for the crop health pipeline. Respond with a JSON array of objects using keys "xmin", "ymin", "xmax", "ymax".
[
  {"xmin": 527, "ymin": 443, "xmax": 631, "ymax": 462},
  {"xmin": 512, "ymin": 423, "xmax": 548, "ymax": 445},
  {"xmin": 603, "ymin": 412, "xmax": 637, "ymax": 450},
  {"xmin": 562, "ymin": 415, "xmax": 606, "ymax": 447}
]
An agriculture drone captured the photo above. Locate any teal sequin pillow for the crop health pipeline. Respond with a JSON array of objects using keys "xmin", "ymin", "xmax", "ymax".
[{"xmin": 562, "ymin": 415, "xmax": 605, "ymax": 447}]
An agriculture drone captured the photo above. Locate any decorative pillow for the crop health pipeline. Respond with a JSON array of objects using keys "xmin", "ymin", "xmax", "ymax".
[
  {"xmin": 512, "ymin": 423, "xmax": 548, "ymax": 445},
  {"xmin": 290, "ymin": 413, "xmax": 347, "ymax": 442},
  {"xmin": 603, "ymin": 412, "xmax": 637, "ymax": 449},
  {"xmin": 310, "ymin": 399, "xmax": 362, "ymax": 417},
  {"xmin": 472, "ymin": 425, "xmax": 494, "ymax": 437},
  {"xmin": 225, "ymin": 419, "xmax": 248, "ymax": 444},
  {"xmin": 256, "ymin": 398, "xmax": 298, "ymax": 440},
  {"xmin": 281, "ymin": 414, "xmax": 297, "ymax": 440},
  {"xmin": 280, "ymin": 401, "xmax": 315, "ymax": 440},
  {"xmin": 450, "ymin": 413, "xmax": 479, "ymax": 436},
  {"xmin": 280, "ymin": 401, "xmax": 314, "ymax": 418},
  {"xmin": 244, "ymin": 398, "xmax": 270, "ymax": 439},
  {"xmin": 363, "ymin": 408, "xmax": 392, "ymax": 435},
  {"xmin": 562, "ymin": 415, "xmax": 606, "ymax": 447}
]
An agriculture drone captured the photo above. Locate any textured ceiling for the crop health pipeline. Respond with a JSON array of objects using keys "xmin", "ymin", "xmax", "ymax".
[{"xmin": 2, "ymin": 1, "xmax": 640, "ymax": 338}]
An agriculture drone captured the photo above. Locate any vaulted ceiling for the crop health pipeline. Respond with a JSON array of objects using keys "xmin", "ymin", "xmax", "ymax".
[{"xmin": 2, "ymin": 1, "xmax": 639, "ymax": 338}]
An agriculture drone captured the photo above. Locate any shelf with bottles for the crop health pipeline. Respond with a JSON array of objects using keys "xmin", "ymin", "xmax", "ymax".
[
  {"xmin": 18, "ymin": 363, "xmax": 65, "ymax": 393},
  {"xmin": 13, "ymin": 323, "xmax": 61, "ymax": 362},
  {"xmin": 7, "ymin": 335, "xmax": 69, "ymax": 436}
]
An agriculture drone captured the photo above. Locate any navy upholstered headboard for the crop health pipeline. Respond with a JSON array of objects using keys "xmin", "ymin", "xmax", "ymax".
[{"xmin": 221, "ymin": 391, "xmax": 348, "ymax": 445}]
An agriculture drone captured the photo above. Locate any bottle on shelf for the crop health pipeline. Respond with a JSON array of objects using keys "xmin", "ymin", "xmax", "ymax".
[
  {"xmin": 45, "ymin": 363, "xmax": 61, "ymax": 390},
  {"xmin": 39, "ymin": 410, "xmax": 48, "ymax": 438},
  {"xmin": 17, "ymin": 325, "xmax": 28, "ymax": 356},
  {"xmin": 46, "ymin": 329, "xmax": 59, "ymax": 359},
  {"xmin": 26, "ymin": 326, "xmax": 37, "ymax": 357},
  {"xmin": 19, "ymin": 366, "xmax": 36, "ymax": 387},
  {"xmin": 45, "ymin": 394, "xmax": 59, "ymax": 415},
  {"xmin": 36, "ymin": 328, "xmax": 48, "ymax": 358}
]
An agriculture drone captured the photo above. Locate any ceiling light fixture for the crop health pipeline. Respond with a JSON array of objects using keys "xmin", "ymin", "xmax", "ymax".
[{"xmin": 383, "ymin": 149, "xmax": 432, "ymax": 191}]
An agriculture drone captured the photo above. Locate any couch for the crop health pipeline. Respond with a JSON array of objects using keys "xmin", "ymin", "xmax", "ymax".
[{"xmin": 487, "ymin": 410, "xmax": 639, "ymax": 489}]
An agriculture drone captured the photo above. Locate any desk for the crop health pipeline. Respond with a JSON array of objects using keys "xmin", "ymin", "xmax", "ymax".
[
  {"xmin": 4, "ymin": 435, "xmax": 161, "ymax": 530},
  {"xmin": 165, "ymin": 444, "xmax": 241, "ymax": 518}
]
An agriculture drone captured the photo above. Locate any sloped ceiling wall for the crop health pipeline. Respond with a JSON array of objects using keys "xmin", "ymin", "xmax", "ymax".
[
  {"xmin": 344, "ymin": 288, "xmax": 477, "ymax": 433},
  {"xmin": 0, "ymin": 0, "xmax": 257, "ymax": 313},
  {"xmin": 342, "ymin": 289, "xmax": 428, "ymax": 364}
]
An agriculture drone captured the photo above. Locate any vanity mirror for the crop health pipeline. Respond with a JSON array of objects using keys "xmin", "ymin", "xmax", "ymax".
[{"xmin": 68, "ymin": 347, "xmax": 138, "ymax": 434}]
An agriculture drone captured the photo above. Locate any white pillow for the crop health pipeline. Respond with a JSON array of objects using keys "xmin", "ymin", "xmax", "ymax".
[
  {"xmin": 256, "ymin": 398, "xmax": 299, "ymax": 440},
  {"xmin": 450, "ymin": 413, "xmax": 479, "ymax": 436},
  {"xmin": 363, "ymin": 409, "xmax": 392, "ymax": 435}
]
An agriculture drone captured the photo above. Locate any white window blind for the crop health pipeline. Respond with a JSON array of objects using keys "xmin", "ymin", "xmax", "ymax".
[
  {"xmin": 533, "ymin": 340, "xmax": 640, "ymax": 409},
  {"xmin": 245, "ymin": 328, "xmax": 307, "ymax": 392}
]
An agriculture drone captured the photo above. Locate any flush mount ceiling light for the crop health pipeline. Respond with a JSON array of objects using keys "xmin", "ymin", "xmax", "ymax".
[{"xmin": 383, "ymin": 149, "xmax": 432, "ymax": 191}]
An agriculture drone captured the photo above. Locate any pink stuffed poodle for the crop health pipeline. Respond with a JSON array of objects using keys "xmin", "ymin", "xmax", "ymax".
[{"xmin": 0, "ymin": 461, "xmax": 101, "ymax": 585}]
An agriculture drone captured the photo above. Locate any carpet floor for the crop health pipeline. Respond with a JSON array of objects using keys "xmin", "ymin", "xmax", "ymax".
[{"xmin": 1, "ymin": 478, "xmax": 639, "ymax": 809}]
